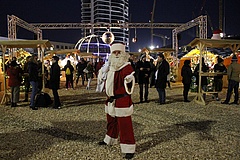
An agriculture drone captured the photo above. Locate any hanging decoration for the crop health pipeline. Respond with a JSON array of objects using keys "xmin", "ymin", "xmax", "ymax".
[{"xmin": 102, "ymin": 31, "xmax": 115, "ymax": 44}]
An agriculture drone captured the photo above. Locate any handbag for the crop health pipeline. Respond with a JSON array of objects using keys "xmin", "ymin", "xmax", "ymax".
[{"xmin": 83, "ymin": 68, "xmax": 89, "ymax": 73}]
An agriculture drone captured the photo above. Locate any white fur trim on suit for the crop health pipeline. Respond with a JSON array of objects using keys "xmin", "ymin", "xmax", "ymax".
[
  {"xmin": 120, "ymin": 143, "xmax": 136, "ymax": 153},
  {"xmin": 124, "ymin": 72, "xmax": 135, "ymax": 94},
  {"xmin": 106, "ymin": 62, "xmax": 131, "ymax": 96},
  {"xmin": 105, "ymin": 70, "xmax": 115, "ymax": 97},
  {"xmin": 110, "ymin": 43, "xmax": 125, "ymax": 53},
  {"xmin": 105, "ymin": 101, "xmax": 116, "ymax": 117},
  {"xmin": 104, "ymin": 135, "xmax": 118, "ymax": 145},
  {"xmin": 105, "ymin": 104, "xmax": 133, "ymax": 117},
  {"xmin": 96, "ymin": 62, "xmax": 110, "ymax": 92}
]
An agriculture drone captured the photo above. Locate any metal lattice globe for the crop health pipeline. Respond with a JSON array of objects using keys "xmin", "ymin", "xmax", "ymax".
[{"xmin": 102, "ymin": 32, "xmax": 115, "ymax": 44}]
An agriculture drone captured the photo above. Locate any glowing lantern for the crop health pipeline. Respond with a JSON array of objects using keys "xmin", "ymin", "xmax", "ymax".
[{"xmin": 102, "ymin": 31, "xmax": 115, "ymax": 44}]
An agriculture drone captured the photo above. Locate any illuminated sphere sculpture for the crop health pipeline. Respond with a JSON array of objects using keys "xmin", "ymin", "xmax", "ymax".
[
  {"xmin": 102, "ymin": 32, "xmax": 115, "ymax": 44},
  {"xmin": 75, "ymin": 34, "xmax": 110, "ymax": 55}
]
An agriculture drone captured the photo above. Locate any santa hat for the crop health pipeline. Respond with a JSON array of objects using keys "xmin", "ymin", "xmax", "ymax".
[
  {"xmin": 110, "ymin": 43, "xmax": 125, "ymax": 53},
  {"xmin": 211, "ymin": 29, "xmax": 222, "ymax": 40}
]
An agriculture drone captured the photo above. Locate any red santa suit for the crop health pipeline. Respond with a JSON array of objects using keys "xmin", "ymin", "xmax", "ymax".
[{"xmin": 102, "ymin": 61, "xmax": 136, "ymax": 154}]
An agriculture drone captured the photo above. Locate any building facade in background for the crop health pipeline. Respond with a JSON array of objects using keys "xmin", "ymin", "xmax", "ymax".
[{"xmin": 81, "ymin": 0, "xmax": 129, "ymax": 51}]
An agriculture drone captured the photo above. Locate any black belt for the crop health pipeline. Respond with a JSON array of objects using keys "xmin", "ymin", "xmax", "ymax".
[{"xmin": 108, "ymin": 93, "xmax": 129, "ymax": 103}]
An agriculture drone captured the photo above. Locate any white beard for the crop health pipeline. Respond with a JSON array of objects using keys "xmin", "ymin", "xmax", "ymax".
[{"xmin": 109, "ymin": 52, "xmax": 129, "ymax": 71}]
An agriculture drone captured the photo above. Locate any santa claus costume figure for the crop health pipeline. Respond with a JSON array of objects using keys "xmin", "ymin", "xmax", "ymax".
[{"xmin": 97, "ymin": 43, "xmax": 136, "ymax": 159}]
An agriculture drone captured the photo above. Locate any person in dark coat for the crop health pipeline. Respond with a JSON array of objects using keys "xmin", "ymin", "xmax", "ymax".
[
  {"xmin": 136, "ymin": 54, "xmax": 151, "ymax": 103},
  {"xmin": 23, "ymin": 56, "xmax": 31, "ymax": 102},
  {"xmin": 155, "ymin": 53, "xmax": 170, "ymax": 104},
  {"xmin": 28, "ymin": 55, "xmax": 39, "ymax": 110},
  {"xmin": 194, "ymin": 57, "xmax": 209, "ymax": 100},
  {"xmin": 76, "ymin": 58, "xmax": 87, "ymax": 86},
  {"xmin": 181, "ymin": 60, "xmax": 193, "ymax": 102},
  {"xmin": 221, "ymin": 54, "xmax": 240, "ymax": 105},
  {"xmin": 95, "ymin": 58, "xmax": 105, "ymax": 77},
  {"xmin": 149, "ymin": 59, "xmax": 156, "ymax": 88},
  {"xmin": 63, "ymin": 60, "xmax": 74, "ymax": 89},
  {"xmin": 7, "ymin": 60, "xmax": 23, "ymax": 107},
  {"xmin": 85, "ymin": 61, "xmax": 94, "ymax": 90},
  {"xmin": 49, "ymin": 56, "xmax": 61, "ymax": 109},
  {"xmin": 213, "ymin": 56, "xmax": 226, "ymax": 101}
]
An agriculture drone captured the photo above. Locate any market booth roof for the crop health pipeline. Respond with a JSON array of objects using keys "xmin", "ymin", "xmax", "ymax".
[
  {"xmin": 182, "ymin": 48, "xmax": 216, "ymax": 58},
  {"xmin": 142, "ymin": 47, "xmax": 175, "ymax": 53},
  {"xmin": 0, "ymin": 40, "xmax": 52, "ymax": 49},
  {"xmin": 188, "ymin": 38, "xmax": 240, "ymax": 52},
  {"xmin": 45, "ymin": 49, "xmax": 79, "ymax": 55}
]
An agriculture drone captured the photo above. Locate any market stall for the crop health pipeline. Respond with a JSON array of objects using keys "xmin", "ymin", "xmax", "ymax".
[
  {"xmin": 188, "ymin": 38, "xmax": 240, "ymax": 105},
  {"xmin": 179, "ymin": 48, "xmax": 217, "ymax": 84},
  {"xmin": 0, "ymin": 40, "xmax": 52, "ymax": 104}
]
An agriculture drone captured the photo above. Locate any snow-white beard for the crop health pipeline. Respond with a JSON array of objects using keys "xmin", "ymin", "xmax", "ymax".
[{"xmin": 109, "ymin": 52, "xmax": 129, "ymax": 71}]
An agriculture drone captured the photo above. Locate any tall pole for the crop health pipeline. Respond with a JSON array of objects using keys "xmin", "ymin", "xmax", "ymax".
[
  {"xmin": 219, "ymin": 0, "xmax": 223, "ymax": 31},
  {"xmin": 151, "ymin": 0, "xmax": 156, "ymax": 46}
]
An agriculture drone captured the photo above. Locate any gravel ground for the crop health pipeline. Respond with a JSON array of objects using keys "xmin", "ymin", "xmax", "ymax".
[{"xmin": 0, "ymin": 81, "xmax": 239, "ymax": 160}]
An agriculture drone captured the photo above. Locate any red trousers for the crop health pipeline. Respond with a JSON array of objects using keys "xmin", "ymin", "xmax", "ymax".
[{"xmin": 104, "ymin": 114, "xmax": 136, "ymax": 153}]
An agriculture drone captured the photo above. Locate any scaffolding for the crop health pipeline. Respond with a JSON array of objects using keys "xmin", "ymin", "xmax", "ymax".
[
  {"xmin": 7, "ymin": 15, "xmax": 42, "ymax": 40},
  {"xmin": 172, "ymin": 15, "xmax": 207, "ymax": 58},
  {"xmin": 7, "ymin": 14, "xmax": 207, "ymax": 60}
]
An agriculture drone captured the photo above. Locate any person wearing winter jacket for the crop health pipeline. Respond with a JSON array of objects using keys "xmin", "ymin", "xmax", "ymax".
[
  {"xmin": 28, "ymin": 55, "xmax": 39, "ymax": 110},
  {"xmin": 155, "ymin": 53, "xmax": 170, "ymax": 105},
  {"xmin": 63, "ymin": 60, "xmax": 74, "ymax": 89},
  {"xmin": 181, "ymin": 60, "xmax": 193, "ymax": 102},
  {"xmin": 7, "ymin": 60, "xmax": 23, "ymax": 107}
]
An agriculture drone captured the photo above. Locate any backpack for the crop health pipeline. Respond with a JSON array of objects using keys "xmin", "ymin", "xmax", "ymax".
[
  {"xmin": 66, "ymin": 67, "xmax": 71, "ymax": 75},
  {"xmin": 35, "ymin": 92, "xmax": 53, "ymax": 107}
]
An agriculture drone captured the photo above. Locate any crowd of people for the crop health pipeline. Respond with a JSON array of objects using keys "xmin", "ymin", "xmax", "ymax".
[
  {"xmin": 5, "ymin": 50, "xmax": 239, "ymax": 110},
  {"xmin": 4, "ymin": 54, "xmax": 107, "ymax": 109},
  {"xmin": 5, "ymin": 55, "xmax": 62, "ymax": 109},
  {"xmin": 181, "ymin": 55, "xmax": 240, "ymax": 105}
]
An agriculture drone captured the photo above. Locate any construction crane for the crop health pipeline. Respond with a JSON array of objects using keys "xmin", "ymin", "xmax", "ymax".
[
  {"xmin": 152, "ymin": 34, "xmax": 170, "ymax": 47},
  {"xmin": 150, "ymin": 0, "xmax": 156, "ymax": 46},
  {"xmin": 219, "ymin": 0, "xmax": 223, "ymax": 31}
]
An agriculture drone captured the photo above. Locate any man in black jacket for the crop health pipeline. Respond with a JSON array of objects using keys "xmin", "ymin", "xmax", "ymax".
[
  {"xmin": 76, "ymin": 58, "xmax": 87, "ymax": 86},
  {"xmin": 23, "ymin": 56, "xmax": 31, "ymax": 102},
  {"xmin": 181, "ymin": 60, "xmax": 193, "ymax": 102},
  {"xmin": 28, "ymin": 55, "xmax": 39, "ymax": 110},
  {"xmin": 49, "ymin": 56, "xmax": 61, "ymax": 109},
  {"xmin": 136, "ymin": 54, "xmax": 151, "ymax": 103},
  {"xmin": 155, "ymin": 53, "xmax": 170, "ymax": 104}
]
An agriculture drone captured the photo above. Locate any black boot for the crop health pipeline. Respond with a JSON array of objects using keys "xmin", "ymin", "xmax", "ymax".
[
  {"xmin": 11, "ymin": 102, "xmax": 15, "ymax": 107},
  {"xmin": 125, "ymin": 153, "xmax": 134, "ymax": 159},
  {"xmin": 98, "ymin": 141, "xmax": 107, "ymax": 145},
  {"xmin": 24, "ymin": 94, "xmax": 28, "ymax": 102},
  {"xmin": 30, "ymin": 106, "xmax": 38, "ymax": 110}
]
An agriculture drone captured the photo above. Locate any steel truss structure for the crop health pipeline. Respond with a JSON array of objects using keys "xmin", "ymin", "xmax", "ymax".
[
  {"xmin": 30, "ymin": 22, "xmax": 183, "ymax": 29},
  {"xmin": 7, "ymin": 15, "xmax": 183, "ymax": 41},
  {"xmin": 8, "ymin": 15, "xmax": 42, "ymax": 40},
  {"xmin": 7, "ymin": 14, "xmax": 207, "ymax": 57},
  {"xmin": 172, "ymin": 15, "xmax": 207, "ymax": 58}
]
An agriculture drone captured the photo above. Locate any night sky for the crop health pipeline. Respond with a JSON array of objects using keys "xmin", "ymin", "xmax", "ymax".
[{"xmin": 1, "ymin": 0, "xmax": 240, "ymax": 52}]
